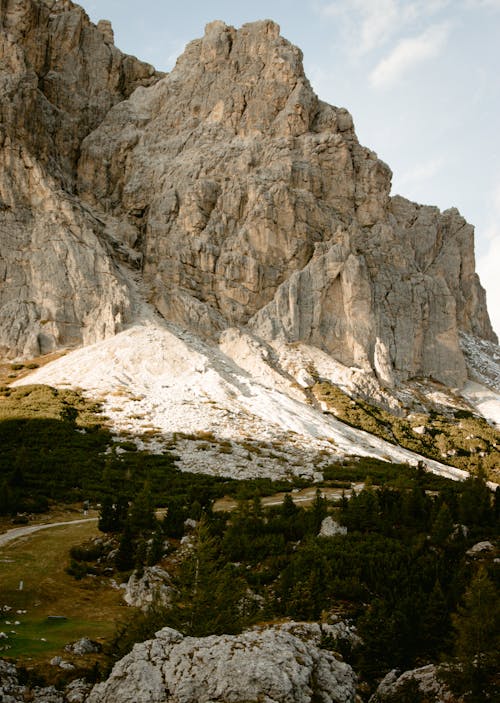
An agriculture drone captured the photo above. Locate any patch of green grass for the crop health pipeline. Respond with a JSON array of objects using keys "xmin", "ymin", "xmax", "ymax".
[
  {"xmin": 0, "ymin": 521, "xmax": 126, "ymax": 664},
  {"xmin": 0, "ymin": 617, "xmax": 112, "ymax": 659}
]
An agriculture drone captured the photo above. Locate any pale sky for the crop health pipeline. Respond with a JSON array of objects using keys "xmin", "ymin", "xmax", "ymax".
[{"xmin": 79, "ymin": 0, "xmax": 500, "ymax": 337}]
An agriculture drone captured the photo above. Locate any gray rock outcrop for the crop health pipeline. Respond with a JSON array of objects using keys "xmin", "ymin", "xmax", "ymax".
[
  {"xmin": 87, "ymin": 625, "xmax": 357, "ymax": 703},
  {"xmin": 0, "ymin": 0, "xmax": 160, "ymax": 357},
  {"xmin": 123, "ymin": 566, "xmax": 173, "ymax": 609},
  {"xmin": 319, "ymin": 516, "xmax": 348, "ymax": 537},
  {"xmin": 0, "ymin": 658, "xmax": 64, "ymax": 702},
  {"xmin": 370, "ymin": 664, "xmax": 456, "ymax": 703},
  {"xmin": 65, "ymin": 637, "xmax": 102, "ymax": 655},
  {"xmin": 0, "ymin": 3, "xmax": 496, "ymax": 389}
]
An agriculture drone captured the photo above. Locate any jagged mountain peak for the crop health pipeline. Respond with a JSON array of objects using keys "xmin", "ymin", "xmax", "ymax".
[{"xmin": 1, "ymin": 0, "xmax": 499, "ymax": 448}]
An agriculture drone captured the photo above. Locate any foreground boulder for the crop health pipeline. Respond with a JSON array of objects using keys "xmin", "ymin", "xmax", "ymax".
[
  {"xmin": 87, "ymin": 625, "xmax": 357, "ymax": 703},
  {"xmin": 370, "ymin": 665, "xmax": 457, "ymax": 703}
]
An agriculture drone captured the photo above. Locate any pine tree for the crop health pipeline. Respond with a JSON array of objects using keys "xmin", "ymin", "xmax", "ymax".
[
  {"xmin": 134, "ymin": 539, "xmax": 147, "ymax": 578},
  {"xmin": 431, "ymin": 502, "xmax": 454, "ymax": 544},
  {"xmin": 115, "ymin": 520, "xmax": 136, "ymax": 572},
  {"xmin": 162, "ymin": 499, "xmax": 186, "ymax": 538},
  {"xmin": 458, "ymin": 473, "xmax": 493, "ymax": 529},
  {"xmin": 281, "ymin": 493, "xmax": 298, "ymax": 519},
  {"xmin": 420, "ymin": 579, "xmax": 450, "ymax": 657},
  {"xmin": 98, "ymin": 495, "xmax": 115, "ymax": 533},
  {"xmin": 129, "ymin": 483, "xmax": 156, "ymax": 536},
  {"xmin": 169, "ymin": 518, "xmax": 248, "ymax": 636},
  {"xmin": 0, "ymin": 479, "xmax": 14, "ymax": 515},
  {"xmin": 452, "ymin": 566, "xmax": 500, "ymax": 701},
  {"xmin": 309, "ymin": 488, "xmax": 328, "ymax": 534},
  {"xmin": 453, "ymin": 566, "xmax": 499, "ymax": 668},
  {"xmin": 98, "ymin": 494, "xmax": 129, "ymax": 532},
  {"xmin": 60, "ymin": 403, "xmax": 78, "ymax": 424},
  {"xmin": 147, "ymin": 525, "xmax": 165, "ymax": 566}
]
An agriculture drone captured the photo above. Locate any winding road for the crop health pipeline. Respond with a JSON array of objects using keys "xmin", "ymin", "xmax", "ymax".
[{"xmin": 0, "ymin": 518, "xmax": 98, "ymax": 548}]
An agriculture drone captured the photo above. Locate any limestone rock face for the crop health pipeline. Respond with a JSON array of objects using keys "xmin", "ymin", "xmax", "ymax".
[
  {"xmin": 77, "ymin": 18, "xmax": 495, "ymax": 387},
  {"xmin": 0, "ymin": 147, "xmax": 133, "ymax": 357},
  {"xmin": 0, "ymin": 4, "xmax": 496, "ymax": 388},
  {"xmin": 0, "ymin": 0, "xmax": 160, "ymax": 356},
  {"xmin": 370, "ymin": 665, "xmax": 456, "ymax": 703},
  {"xmin": 87, "ymin": 625, "xmax": 357, "ymax": 703},
  {"xmin": 1, "ymin": 0, "xmax": 159, "ymax": 186}
]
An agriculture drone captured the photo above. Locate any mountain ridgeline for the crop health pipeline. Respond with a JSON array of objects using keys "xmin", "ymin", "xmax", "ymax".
[{"xmin": 0, "ymin": 0, "xmax": 496, "ymax": 391}]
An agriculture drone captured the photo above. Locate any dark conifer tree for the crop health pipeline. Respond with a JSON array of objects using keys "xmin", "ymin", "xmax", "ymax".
[
  {"xmin": 98, "ymin": 495, "xmax": 115, "ymax": 533},
  {"xmin": 309, "ymin": 488, "xmax": 328, "ymax": 534},
  {"xmin": 420, "ymin": 579, "xmax": 451, "ymax": 657},
  {"xmin": 431, "ymin": 502, "xmax": 454, "ymax": 544},
  {"xmin": 452, "ymin": 566, "xmax": 500, "ymax": 701},
  {"xmin": 129, "ymin": 483, "xmax": 156, "ymax": 535},
  {"xmin": 115, "ymin": 520, "xmax": 136, "ymax": 572}
]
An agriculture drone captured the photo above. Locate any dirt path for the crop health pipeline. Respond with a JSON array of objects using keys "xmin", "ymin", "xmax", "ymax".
[
  {"xmin": 213, "ymin": 483, "xmax": 365, "ymax": 512},
  {"xmin": 0, "ymin": 518, "xmax": 98, "ymax": 548},
  {"xmin": 0, "ymin": 485, "xmax": 362, "ymax": 546}
]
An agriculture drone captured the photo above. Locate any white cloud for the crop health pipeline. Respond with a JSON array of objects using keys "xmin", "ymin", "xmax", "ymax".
[
  {"xmin": 320, "ymin": 0, "xmax": 402, "ymax": 53},
  {"xmin": 370, "ymin": 22, "xmax": 450, "ymax": 88},
  {"xmin": 464, "ymin": 0, "xmax": 500, "ymax": 10},
  {"xmin": 318, "ymin": 0, "xmax": 450, "ymax": 54},
  {"xmin": 493, "ymin": 182, "xmax": 500, "ymax": 212},
  {"xmin": 396, "ymin": 157, "xmax": 445, "ymax": 189}
]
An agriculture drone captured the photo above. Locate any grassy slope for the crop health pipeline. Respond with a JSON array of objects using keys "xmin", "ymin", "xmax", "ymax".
[{"xmin": 0, "ymin": 521, "xmax": 126, "ymax": 664}]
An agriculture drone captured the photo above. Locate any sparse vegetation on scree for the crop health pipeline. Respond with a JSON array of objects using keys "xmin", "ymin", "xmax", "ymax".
[
  {"xmin": 314, "ymin": 381, "xmax": 499, "ymax": 481},
  {"xmin": 0, "ymin": 383, "xmax": 499, "ymax": 701}
]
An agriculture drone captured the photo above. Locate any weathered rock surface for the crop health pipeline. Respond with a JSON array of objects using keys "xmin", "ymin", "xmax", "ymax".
[
  {"xmin": 0, "ymin": 2, "xmax": 497, "ymax": 390},
  {"xmin": 319, "ymin": 516, "xmax": 348, "ymax": 537},
  {"xmin": 369, "ymin": 664, "xmax": 456, "ymax": 703},
  {"xmin": 77, "ymin": 19, "xmax": 496, "ymax": 388},
  {"xmin": 123, "ymin": 566, "xmax": 173, "ymax": 609},
  {"xmin": 466, "ymin": 540, "xmax": 495, "ymax": 557},
  {"xmin": 0, "ymin": 658, "xmax": 64, "ymax": 702},
  {"xmin": 65, "ymin": 637, "xmax": 102, "ymax": 655},
  {"xmin": 65, "ymin": 679, "xmax": 93, "ymax": 703},
  {"xmin": 0, "ymin": 0, "xmax": 160, "ymax": 357},
  {"xmin": 87, "ymin": 625, "xmax": 357, "ymax": 703}
]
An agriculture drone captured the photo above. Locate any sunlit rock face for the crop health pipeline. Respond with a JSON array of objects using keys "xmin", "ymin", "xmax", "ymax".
[
  {"xmin": 1, "ymin": 3, "xmax": 496, "ymax": 387},
  {"xmin": 0, "ymin": 0, "xmax": 159, "ymax": 357}
]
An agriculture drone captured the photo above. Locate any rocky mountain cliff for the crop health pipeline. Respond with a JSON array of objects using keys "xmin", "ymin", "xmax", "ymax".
[
  {"xmin": 1, "ymin": 0, "xmax": 496, "ymax": 391},
  {"xmin": 0, "ymin": 0, "xmax": 160, "ymax": 357}
]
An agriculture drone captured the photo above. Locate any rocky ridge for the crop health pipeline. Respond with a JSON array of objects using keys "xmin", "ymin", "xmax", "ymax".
[{"xmin": 0, "ymin": 1, "xmax": 497, "ymax": 393}]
